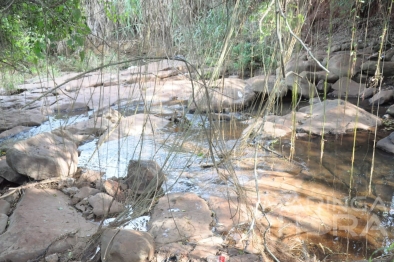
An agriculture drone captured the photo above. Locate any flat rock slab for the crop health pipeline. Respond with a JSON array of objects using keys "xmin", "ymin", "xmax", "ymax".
[
  {"xmin": 6, "ymin": 132, "xmax": 78, "ymax": 180},
  {"xmin": 0, "ymin": 126, "xmax": 31, "ymax": 140},
  {"xmin": 0, "ymin": 188, "xmax": 98, "ymax": 262},
  {"xmin": 148, "ymin": 192, "xmax": 213, "ymax": 246},
  {"xmin": 296, "ymin": 99, "xmax": 381, "ymax": 135},
  {"xmin": 0, "ymin": 109, "xmax": 46, "ymax": 132}
]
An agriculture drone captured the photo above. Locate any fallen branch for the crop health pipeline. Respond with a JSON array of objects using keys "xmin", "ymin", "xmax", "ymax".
[{"xmin": 0, "ymin": 177, "xmax": 62, "ymax": 199}]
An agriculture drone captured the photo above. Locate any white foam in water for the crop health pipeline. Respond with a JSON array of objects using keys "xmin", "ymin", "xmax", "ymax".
[{"xmin": 103, "ymin": 215, "xmax": 150, "ymax": 231}]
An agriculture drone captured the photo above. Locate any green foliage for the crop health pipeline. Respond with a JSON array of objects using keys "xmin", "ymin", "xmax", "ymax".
[{"xmin": 0, "ymin": 0, "xmax": 90, "ymax": 67}]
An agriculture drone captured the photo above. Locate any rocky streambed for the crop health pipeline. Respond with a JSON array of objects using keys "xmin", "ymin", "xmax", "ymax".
[{"xmin": 1, "ymin": 48, "xmax": 394, "ymax": 261}]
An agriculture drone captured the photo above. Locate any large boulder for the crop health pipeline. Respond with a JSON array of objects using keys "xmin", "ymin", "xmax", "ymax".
[
  {"xmin": 368, "ymin": 90, "xmax": 394, "ymax": 105},
  {"xmin": 188, "ymin": 78, "xmax": 256, "ymax": 113},
  {"xmin": 148, "ymin": 192, "xmax": 213, "ymax": 246},
  {"xmin": 0, "ymin": 188, "xmax": 98, "ymax": 262},
  {"xmin": 361, "ymin": 61, "xmax": 394, "ymax": 77},
  {"xmin": 296, "ymin": 99, "xmax": 382, "ymax": 135},
  {"xmin": 125, "ymin": 159, "xmax": 165, "ymax": 195},
  {"xmin": 6, "ymin": 132, "xmax": 78, "ymax": 180},
  {"xmin": 101, "ymin": 229, "xmax": 155, "ymax": 262}
]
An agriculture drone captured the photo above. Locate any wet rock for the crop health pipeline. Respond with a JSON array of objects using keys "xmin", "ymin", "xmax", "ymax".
[
  {"xmin": 331, "ymin": 77, "xmax": 363, "ymax": 98},
  {"xmin": 126, "ymin": 160, "xmax": 165, "ymax": 195},
  {"xmin": 101, "ymin": 228, "xmax": 155, "ymax": 262},
  {"xmin": 368, "ymin": 90, "xmax": 394, "ymax": 105},
  {"xmin": 386, "ymin": 104, "xmax": 394, "ymax": 117},
  {"xmin": 361, "ymin": 61, "xmax": 394, "ymax": 77},
  {"xmin": 88, "ymin": 192, "xmax": 124, "ymax": 216},
  {"xmin": 0, "ymin": 188, "xmax": 98, "ymax": 262},
  {"xmin": 188, "ymin": 78, "xmax": 256, "ymax": 113},
  {"xmin": 0, "ymin": 214, "xmax": 8, "ymax": 234},
  {"xmin": 284, "ymin": 71, "xmax": 316, "ymax": 98},
  {"xmin": 0, "ymin": 108, "xmax": 46, "ymax": 132},
  {"xmin": 148, "ymin": 192, "xmax": 213, "ymax": 246},
  {"xmin": 0, "ymin": 199, "xmax": 10, "ymax": 215},
  {"xmin": 6, "ymin": 132, "xmax": 78, "ymax": 180},
  {"xmin": 71, "ymin": 186, "xmax": 101, "ymax": 205},
  {"xmin": 0, "ymin": 156, "xmax": 28, "ymax": 184},
  {"xmin": 296, "ymin": 99, "xmax": 381, "ymax": 135},
  {"xmin": 377, "ymin": 132, "xmax": 394, "ymax": 154},
  {"xmin": 0, "ymin": 126, "xmax": 31, "ymax": 140},
  {"xmin": 98, "ymin": 114, "xmax": 169, "ymax": 143},
  {"xmin": 327, "ymin": 53, "xmax": 362, "ymax": 77},
  {"xmin": 246, "ymin": 75, "xmax": 287, "ymax": 98}
]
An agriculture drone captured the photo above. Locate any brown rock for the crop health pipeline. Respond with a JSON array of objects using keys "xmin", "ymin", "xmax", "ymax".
[
  {"xmin": 126, "ymin": 160, "xmax": 165, "ymax": 195},
  {"xmin": 0, "ymin": 188, "xmax": 98, "ymax": 262},
  {"xmin": 77, "ymin": 169, "xmax": 104, "ymax": 185},
  {"xmin": 88, "ymin": 193, "xmax": 124, "ymax": 216},
  {"xmin": 101, "ymin": 228, "xmax": 155, "ymax": 262},
  {"xmin": 103, "ymin": 179, "xmax": 125, "ymax": 201},
  {"xmin": 6, "ymin": 132, "xmax": 78, "ymax": 180},
  {"xmin": 148, "ymin": 192, "xmax": 213, "ymax": 246}
]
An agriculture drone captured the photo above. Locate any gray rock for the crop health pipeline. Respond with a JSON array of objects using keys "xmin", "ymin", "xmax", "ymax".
[
  {"xmin": 6, "ymin": 132, "xmax": 78, "ymax": 180},
  {"xmin": 368, "ymin": 90, "xmax": 394, "ymax": 105},
  {"xmin": 0, "ymin": 199, "xmax": 11, "ymax": 215},
  {"xmin": 88, "ymin": 193, "xmax": 124, "ymax": 216},
  {"xmin": 386, "ymin": 104, "xmax": 394, "ymax": 117},
  {"xmin": 361, "ymin": 61, "xmax": 394, "ymax": 77},
  {"xmin": 0, "ymin": 213, "xmax": 8, "ymax": 234},
  {"xmin": 0, "ymin": 126, "xmax": 31, "ymax": 140},
  {"xmin": 377, "ymin": 136, "xmax": 394, "ymax": 154},
  {"xmin": 126, "ymin": 160, "xmax": 165, "ymax": 195},
  {"xmin": 331, "ymin": 77, "xmax": 363, "ymax": 98},
  {"xmin": 0, "ymin": 188, "xmax": 98, "ymax": 262},
  {"xmin": 246, "ymin": 75, "xmax": 287, "ymax": 98},
  {"xmin": 316, "ymin": 80, "xmax": 332, "ymax": 93},
  {"xmin": 300, "ymin": 71, "xmax": 339, "ymax": 84},
  {"xmin": 0, "ymin": 156, "xmax": 28, "ymax": 184},
  {"xmin": 101, "ymin": 229, "xmax": 155, "ymax": 262},
  {"xmin": 327, "ymin": 53, "xmax": 363, "ymax": 77},
  {"xmin": 148, "ymin": 192, "xmax": 213, "ymax": 246}
]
